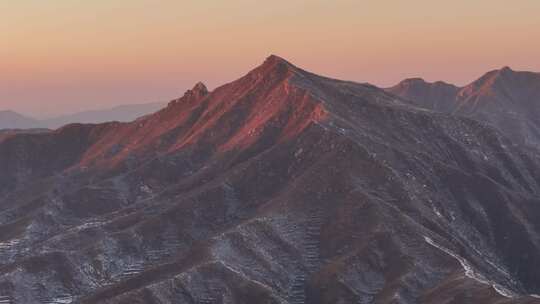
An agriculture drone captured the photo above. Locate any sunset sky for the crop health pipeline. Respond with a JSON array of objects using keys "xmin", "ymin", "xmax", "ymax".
[{"xmin": 2, "ymin": 0, "xmax": 540, "ymax": 117}]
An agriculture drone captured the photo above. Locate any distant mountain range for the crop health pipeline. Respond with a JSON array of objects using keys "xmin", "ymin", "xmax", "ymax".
[
  {"xmin": 0, "ymin": 110, "xmax": 42, "ymax": 130},
  {"xmin": 0, "ymin": 102, "xmax": 166, "ymax": 130},
  {"xmin": 1, "ymin": 56, "xmax": 540, "ymax": 303},
  {"xmin": 387, "ymin": 67, "xmax": 540, "ymax": 147}
]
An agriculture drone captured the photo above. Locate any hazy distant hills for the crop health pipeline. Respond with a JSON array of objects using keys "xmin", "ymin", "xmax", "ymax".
[
  {"xmin": 41, "ymin": 102, "xmax": 167, "ymax": 128},
  {"xmin": 0, "ymin": 102, "xmax": 166, "ymax": 130},
  {"xmin": 387, "ymin": 67, "xmax": 540, "ymax": 147},
  {"xmin": 0, "ymin": 110, "xmax": 42, "ymax": 129}
]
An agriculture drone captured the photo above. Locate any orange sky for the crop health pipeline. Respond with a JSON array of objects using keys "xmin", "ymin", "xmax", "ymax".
[{"xmin": 1, "ymin": 0, "xmax": 540, "ymax": 117}]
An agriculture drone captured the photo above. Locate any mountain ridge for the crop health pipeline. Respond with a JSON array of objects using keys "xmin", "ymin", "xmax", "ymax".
[{"xmin": 387, "ymin": 67, "xmax": 540, "ymax": 146}]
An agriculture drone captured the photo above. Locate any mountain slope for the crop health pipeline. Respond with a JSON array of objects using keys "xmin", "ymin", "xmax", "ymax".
[
  {"xmin": 387, "ymin": 67, "xmax": 540, "ymax": 147},
  {"xmin": 0, "ymin": 56, "xmax": 540, "ymax": 304}
]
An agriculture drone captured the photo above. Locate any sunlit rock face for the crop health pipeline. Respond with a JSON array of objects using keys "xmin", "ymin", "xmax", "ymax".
[{"xmin": 1, "ymin": 56, "xmax": 540, "ymax": 303}]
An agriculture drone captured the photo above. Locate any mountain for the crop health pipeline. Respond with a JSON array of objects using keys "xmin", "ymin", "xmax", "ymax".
[
  {"xmin": 385, "ymin": 78, "xmax": 460, "ymax": 112},
  {"xmin": 0, "ymin": 110, "xmax": 42, "ymax": 129},
  {"xmin": 0, "ymin": 56, "xmax": 540, "ymax": 303},
  {"xmin": 0, "ymin": 102, "xmax": 166, "ymax": 130},
  {"xmin": 387, "ymin": 67, "xmax": 540, "ymax": 147}
]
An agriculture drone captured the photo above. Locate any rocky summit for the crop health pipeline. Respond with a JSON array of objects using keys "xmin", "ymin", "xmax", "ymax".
[
  {"xmin": 1, "ymin": 56, "xmax": 540, "ymax": 303},
  {"xmin": 387, "ymin": 67, "xmax": 540, "ymax": 148}
]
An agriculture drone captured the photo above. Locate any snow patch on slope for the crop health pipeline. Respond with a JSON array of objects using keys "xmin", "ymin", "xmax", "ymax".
[{"xmin": 424, "ymin": 236, "xmax": 517, "ymax": 298}]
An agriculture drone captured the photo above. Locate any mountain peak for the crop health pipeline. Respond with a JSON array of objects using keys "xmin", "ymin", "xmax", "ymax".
[
  {"xmin": 392, "ymin": 78, "xmax": 459, "ymax": 92},
  {"xmin": 466, "ymin": 66, "xmax": 518, "ymax": 92},
  {"xmin": 399, "ymin": 77, "xmax": 427, "ymax": 85},
  {"xmin": 491, "ymin": 66, "xmax": 515, "ymax": 80},
  {"xmin": 500, "ymin": 66, "xmax": 513, "ymax": 73},
  {"xmin": 169, "ymin": 82, "xmax": 209, "ymax": 106},
  {"xmin": 191, "ymin": 81, "xmax": 209, "ymax": 96},
  {"xmin": 264, "ymin": 54, "xmax": 291, "ymax": 65},
  {"xmin": 255, "ymin": 54, "xmax": 297, "ymax": 75}
]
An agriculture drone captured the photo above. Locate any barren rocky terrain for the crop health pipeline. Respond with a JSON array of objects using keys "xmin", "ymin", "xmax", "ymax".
[{"xmin": 0, "ymin": 56, "xmax": 539, "ymax": 303}]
